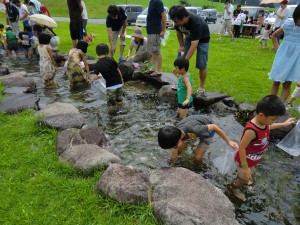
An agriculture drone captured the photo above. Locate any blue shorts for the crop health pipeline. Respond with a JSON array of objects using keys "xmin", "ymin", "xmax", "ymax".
[
  {"xmin": 178, "ymin": 102, "xmax": 193, "ymax": 109},
  {"xmin": 184, "ymin": 38, "xmax": 209, "ymax": 70}
]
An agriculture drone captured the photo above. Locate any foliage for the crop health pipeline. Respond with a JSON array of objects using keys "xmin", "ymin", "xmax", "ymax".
[{"xmin": 179, "ymin": 0, "xmax": 190, "ymax": 6}]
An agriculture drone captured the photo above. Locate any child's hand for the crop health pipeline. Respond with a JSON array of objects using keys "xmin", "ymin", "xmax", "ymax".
[
  {"xmin": 228, "ymin": 141, "xmax": 239, "ymax": 150},
  {"xmin": 283, "ymin": 118, "xmax": 296, "ymax": 126},
  {"xmin": 93, "ymin": 74, "xmax": 102, "ymax": 80},
  {"xmin": 182, "ymin": 99, "xmax": 189, "ymax": 106}
]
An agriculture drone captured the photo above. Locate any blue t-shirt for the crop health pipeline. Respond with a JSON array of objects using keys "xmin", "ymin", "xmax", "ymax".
[{"xmin": 146, "ymin": 0, "xmax": 165, "ymax": 34}]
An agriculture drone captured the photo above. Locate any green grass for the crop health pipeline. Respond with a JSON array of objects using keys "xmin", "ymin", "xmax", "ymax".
[{"xmin": 0, "ymin": 111, "xmax": 159, "ymax": 224}]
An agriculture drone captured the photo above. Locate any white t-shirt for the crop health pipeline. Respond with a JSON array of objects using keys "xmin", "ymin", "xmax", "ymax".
[
  {"xmin": 233, "ymin": 12, "xmax": 246, "ymax": 26},
  {"xmin": 223, "ymin": 4, "xmax": 234, "ymax": 20},
  {"xmin": 18, "ymin": 4, "xmax": 29, "ymax": 22},
  {"xmin": 274, "ymin": 7, "xmax": 288, "ymax": 28},
  {"xmin": 130, "ymin": 37, "xmax": 147, "ymax": 54},
  {"xmin": 81, "ymin": 0, "xmax": 88, "ymax": 20}
]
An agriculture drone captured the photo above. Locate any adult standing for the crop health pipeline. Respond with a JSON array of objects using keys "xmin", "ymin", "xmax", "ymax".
[
  {"xmin": 218, "ymin": 0, "xmax": 234, "ymax": 41},
  {"xmin": 233, "ymin": 4, "xmax": 242, "ymax": 19},
  {"xmin": 81, "ymin": 0, "xmax": 88, "ymax": 37},
  {"xmin": 106, "ymin": 5, "xmax": 127, "ymax": 60},
  {"xmin": 28, "ymin": 0, "xmax": 50, "ymax": 17},
  {"xmin": 3, "ymin": 0, "xmax": 20, "ymax": 36},
  {"xmin": 169, "ymin": 6, "xmax": 210, "ymax": 94},
  {"xmin": 273, "ymin": 0, "xmax": 288, "ymax": 44},
  {"xmin": 67, "ymin": 0, "xmax": 83, "ymax": 48},
  {"xmin": 146, "ymin": 0, "xmax": 166, "ymax": 77},
  {"xmin": 13, "ymin": 0, "xmax": 29, "ymax": 29}
]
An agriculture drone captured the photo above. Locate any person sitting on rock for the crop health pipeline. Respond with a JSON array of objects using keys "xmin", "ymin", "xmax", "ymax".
[
  {"xmin": 158, "ymin": 115, "xmax": 237, "ymax": 165},
  {"xmin": 66, "ymin": 40, "xmax": 91, "ymax": 90},
  {"xmin": 126, "ymin": 27, "xmax": 150, "ymax": 63}
]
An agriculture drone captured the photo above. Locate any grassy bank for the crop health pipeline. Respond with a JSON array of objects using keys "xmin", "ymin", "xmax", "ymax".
[{"xmin": 0, "ymin": 110, "xmax": 159, "ymax": 224}]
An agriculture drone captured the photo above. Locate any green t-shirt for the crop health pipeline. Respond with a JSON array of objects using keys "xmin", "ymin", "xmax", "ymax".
[
  {"xmin": 177, "ymin": 73, "xmax": 193, "ymax": 104},
  {"xmin": 5, "ymin": 31, "xmax": 17, "ymax": 45}
]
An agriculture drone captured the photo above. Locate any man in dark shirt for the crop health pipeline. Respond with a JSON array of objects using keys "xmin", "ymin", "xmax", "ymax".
[
  {"xmin": 106, "ymin": 5, "xmax": 127, "ymax": 60},
  {"xmin": 145, "ymin": 0, "xmax": 166, "ymax": 77},
  {"xmin": 4, "ymin": 0, "xmax": 20, "ymax": 35},
  {"xmin": 233, "ymin": 4, "xmax": 243, "ymax": 19},
  {"xmin": 67, "ymin": 0, "xmax": 83, "ymax": 48},
  {"xmin": 169, "ymin": 5, "xmax": 210, "ymax": 94}
]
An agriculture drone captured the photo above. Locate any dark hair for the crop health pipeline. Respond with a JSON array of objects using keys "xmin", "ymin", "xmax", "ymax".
[
  {"xmin": 244, "ymin": 10, "xmax": 249, "ymax": 15},
  {"xmin": 38, "ymin": 33, "xmax": 51, "ymax": 45},
  {"xmin": 55, "ymin": 56, "xmax": 66, "ymax": 65},
  {"xmin": 0, "ymin": 24, "xmax": 4, "ymax": 29},
  {"xmin": 96, "ymin": 43, "xmax": 109, "ymax": 56},
  {"xmin": 24, "ymin": 25, "xmax": 31, "ymax": 32},
  {"xmin": 33, "ymin": 24, "xmax": 43, "ymax": 35},
  {"xmin": 266, "ymin": 24, "xmax": 271, "ymax": 30},
  {"xmin": 107, "ymin": 5, "xmax": 119, "ymax": 16},
  {"xmin": 237, "ymin": 4, "xmax": 241, "ymax": 8},
  {"xmin": 12, "ymin": 0, "xmax": 20, "ymax": 4},
  {"xmin": 293, "ymin": 4, "xmax": 300, "ymax": 24},
  {"xmin": 225, "ymin": 0, "xmax": 231, "ymax": 3},
  {"xmin": 256, "ymin": 95, "xmax": 285, "ymax": 117},
  {"xmin": 76, "ymin": 41, "xmax": 88, "ymax": 54},
  {"xmin": 169, "ymin": 5, "xmax": 189, "ymax": 21},
  {"xmin": 174, "ymin": 56, "xmax": 189, "ymax": 71},
  {"xmin": 158, "ymin": 126, "xmax": 181, "ymax": 149}
]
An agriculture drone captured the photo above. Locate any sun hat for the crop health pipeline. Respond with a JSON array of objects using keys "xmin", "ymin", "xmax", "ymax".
[{"xmin": 132, "ymin": 27, "xmax": 144, "ymax": 39}]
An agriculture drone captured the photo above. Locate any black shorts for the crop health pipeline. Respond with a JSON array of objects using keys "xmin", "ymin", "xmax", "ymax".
[
  {"xmin": 7, "ymin": 43, "xmax": 18, "ymax": 51},
  {"xmin": 69, "ymin": 21, "xmax": 83, "ymax": 40},
  {"xmin": 178, "ymin": 102, "xmax": 193, "ymax": 109}
]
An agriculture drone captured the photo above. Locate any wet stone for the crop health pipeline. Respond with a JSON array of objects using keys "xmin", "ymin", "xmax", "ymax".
[
  {"xmin": 87, "ymin": 59, "xmax": 97, "ymax": 72},
  {"xmin": 1, "ymin": 76, "xmax": 36, "ymax": 93},
  {"xmin": 210, "ymin": 101, "xmax": 238, "ymax": 116},
  {"xmin": 0, "ymin": 66, "xmax": 9, "ymax": 75},
  {"xmin": 193, "ymin": 92, "xmax": 229, "ymax": 110},
  {"xmin": 36, "ymin": 102, "xmax": 79, "ymax": 117},
  {"xmin": 133, "ymin": 72, "xmax": 177, "ymax": 88},
  {"xmin": 271, "ymin": 113, "xmax": 294, "ymax": 140},
  {"xmin": 0, "ymin": 93, "xmax": 39, "ymax": 113},
  {"xmin": 2, "ymin": 87, "xmax": 29, "ymax": 94},
  {"xmin": 59, "ymin": 144, "xmax": 121, "ymax": 172},
  {"xmin": 36, "ymin": 113, "xmax": 85, "ymax": 130},
  {"xmin": 158, "ymin": 84, "xmax": 177, "ymax": 106},
  {"xmin": 0, "ymin": 71, "xmax": 27, "ymax": 80},
  {"xmin": 222, "ymin": 97, "xmax": 235, "ymax": 107},
  {"xmin": 95, "ymin": 164, "xmax": 149, "ymax": 204},
  {"xmin": 118, "ymin": 62, "xmax": 134, "ymax": 82}
]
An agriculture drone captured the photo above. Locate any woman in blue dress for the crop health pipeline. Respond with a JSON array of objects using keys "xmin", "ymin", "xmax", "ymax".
[{"xmin": 269, "ymin": 4, "xmax": 300, "ymax": 103}]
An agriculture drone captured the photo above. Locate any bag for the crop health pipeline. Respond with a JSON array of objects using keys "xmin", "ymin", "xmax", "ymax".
[
  {"xmin": 213, "ymin": 146, "xmax": 237, "ymax": 175},
  {"xmin": 277, "ymin": 120, "xmax": 300, "ymax": 156},
  {"xmin": 50, "ymin": 36, "xmax": 60, "ymax": 51}
]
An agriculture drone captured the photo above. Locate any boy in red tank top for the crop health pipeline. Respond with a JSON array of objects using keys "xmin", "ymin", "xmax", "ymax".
[{"xmin": 231, "ymin": 95, "xmax": 295, "ymax": 201}]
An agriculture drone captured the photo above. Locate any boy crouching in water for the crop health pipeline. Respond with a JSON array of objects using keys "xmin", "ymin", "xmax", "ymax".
[
  {"xmin": 231, "ymin": 95, "xmax": 295, "ymax": 201},
  {"xmin": 93, "ymin": 43, "xmax": 124, "ymax": 112},
  {"xmin": 158, "ymin": 115, "xmax": 237, "ymax": 164}
]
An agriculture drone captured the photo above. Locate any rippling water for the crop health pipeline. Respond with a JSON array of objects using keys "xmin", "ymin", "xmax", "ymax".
[{"xmin": 3, "ymin": 56, "xmax": 299, "ymax": 225}]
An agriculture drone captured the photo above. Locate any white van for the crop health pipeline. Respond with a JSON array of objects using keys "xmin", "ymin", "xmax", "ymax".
[
  {"xmin": 117, "ymin": 4, "xmax": 143, "ymax": 25},
  {"xmin": 135, "ymin": 7, "xmax": 174, "ymax": 28},
  {"xmin": 185, "ymin": 6, "xmax": 203, "ymax": 16}
]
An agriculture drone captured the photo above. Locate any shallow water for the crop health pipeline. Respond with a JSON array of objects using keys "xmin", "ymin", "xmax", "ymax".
[{"xmin": 2, "ymin": 56, "xmax": 299, "ymax": 225}]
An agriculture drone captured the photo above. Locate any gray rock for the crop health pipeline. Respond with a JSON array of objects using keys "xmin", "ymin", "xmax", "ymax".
[
  {"xmin": 36, "ymin": 102, "xmax": 79, "ymax": 117},
  {"xmin": 36, "ymin": 113, "xmax": 85, "ymax": 130},
  {"xmin": 1, "ymin": 76, "xmax": 36, "ymax": 93},
  {"xmin": 222, "ymin": 97, "xmax": 235, "ymax": 107},
  {"xmin": 95, "ymin": 164, "xmax": 149, "ymax": 204},
  {"xmin": 0, "ymin": 71, "xmax": 26, "ymax": 80},
  {"xmin": 0, "ymin": 93, "xmax": 39, "ymax": 113},
  {"xmin": 271, "ymin": 113, "xmax": 294, "ymax": 140},
  {"xmin": 193, "ymin": 92, "xmax": 229, "ymax": 110},
  {"xmin": 238, "ymin": 103, "xmax": 256, "ymax": 111},
  {"xmin": 59, "ymin": 144, "xmax": 121, "ymax": 172},
  {"xmin": 0, "ymin": 66, "xmax": 9, "ymax": 75},
  {"xmin": 210, "ymin": 101, "xmax": 238, "ymax": 116},
  {"xmin": 2, "ymin": 87, "xmax": 29, "ymax": 94},
  {"xmin": 87, "ymin": 59, "xmax": 97, "ymax": 71},
  {"xmin": 158, "ymin": 85, "xmax": 177, "ymax": 106},
  {"xmin": 149, "ymin": 167, "xmax": 239, "ymax": 225},
  {"xmin": 133, "ymin": 72, "xmax": 177, "ymax": 88},
  {"xmin": 56, "ymin": 127, "xmax": 109, "ymax": 155},
  {"xmin": 119, "ymin": 62, "xmax": 134, "ymax": 82}
]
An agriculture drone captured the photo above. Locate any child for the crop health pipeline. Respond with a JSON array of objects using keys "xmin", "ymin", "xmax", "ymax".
[
  {"xmin": 286, "ymin": 82, "xmax": 300, "ymax": 109},
  {"xmin": 0, "ymin": 24, "xmax": 4, "ymax": 50},
  {"xmin": 158, "ymin": 115, "xmax": 237, "ymax": 164},
  {"xmin": 259, "ymin": 24, "xmax": 271, "ymax": 48},
  {"xmin": 3, "ymin": 25, "xmax": 19, "ymax": 59},
  {"xmin": 66, "ymin": 41, "xmax": 90, "ymax": 90},
  {"xmin": 37, "ymin": 33, "xmax": 56, "ymax": 88},
  {"xmin": 231, "ymin": 95, "xmax": 295, "ymax": 201},
  {"xmin": 93, "ymin": 43, "xmax": 124, "ymax": 111},
  {"xmin": 18, "ymin": 25, "xmax": 33, "ymax": 59},
  {"xmin": 270, "ymin": 4, "xmax": 300, "ymax": 103},
  {"xmin": 173, "ymin": 57, "xmax": 193, "ymax": 119}
]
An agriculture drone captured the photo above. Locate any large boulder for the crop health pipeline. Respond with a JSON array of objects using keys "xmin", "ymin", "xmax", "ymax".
[
  {"xmin": 132, "ymin": 72, "xmax": 177, "ymax": 88},
  {"xmin": 0, "ymin": 66, "xmax": 9, "ymax": 75},
  {"xmin": 0, "ymin": 71, "xmax": 26, "ymax": 80},
  {"xmin": 158, "ymin": 85, "xmax": 177, "ymax": 106},
  {"xmin": 36, "ymin": 102, "xmax": 79, "ymax": 117},
  {"xmin": 209, "ymin": 101, "xmax": 238, "ymax": 116},
  {"xmin": 1, "ymin": 76, "xmax": 35, "ymax": 89},
  {"xmin": 36, "ymin": 113, "xmax": 85, "ymax": 130},
  {"xmin": 59, "ymin": 144, "xmax": 121, "ymax": 172},
  {"xmin": 95, "ymin": 164, "xmax": 149, "ymax": 204},
  {"xmin": 271, "ymin": 113, "xmax": 294, "ymax": 140},
  {"xmin": 149, "ymin": 167, "xmax": 239, "ymax": 225},
  {"xmin": 118, "ymin": 62, "xmax": 134, "ymax": 82},
  {"xmin": 193, "ymin": 92, "xmax": 229, "ymax": 110},
  {"xmin": 0, "ymin": 93, "xmax": 39, "ymax": 113},
  {"xmin": 235, "ymin": 103, "xmax": 256, "ymax": 126},
  {"xmin": 56, "ymin": 127, "xmax": 109, "ymax": 155},
  {"xmin": 2, "ymin": 87, "xmax": 30, "ymax": 94}
]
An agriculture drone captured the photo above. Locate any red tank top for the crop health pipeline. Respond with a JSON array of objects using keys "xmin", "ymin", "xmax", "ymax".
[{"xmin": 235, "ymin": 122, "xmax": 270, "ymax": 168}]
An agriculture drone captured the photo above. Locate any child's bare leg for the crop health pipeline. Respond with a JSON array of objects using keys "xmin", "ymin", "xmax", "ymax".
[
  {"xmin": 15, "ymin": 51, "xmax": 20, "ymax": 58},
  {"xmin": 280, "ymin": 81, "xmax": 292, "ymax": 103},
  {"xmin": 271, "ymin": 81, "xmax": 281, "ymax": 96},
  {"xmin": 194, "ymin": 146, "xmax": 206, "ymax": 163},
  {"xmin": 178, "ymin": 108, "xmax": 188, "ymax": 120},
  {"xmin": 170, "ymin": 141, "xmax": 187, "ymax": 163},
  {"xmin": 117, "ymin": 101, "xmax": 123, "ymax": 107},
  {"xmin": 7, "ymin": 50, "xmax": 12, "ymax": 58}
]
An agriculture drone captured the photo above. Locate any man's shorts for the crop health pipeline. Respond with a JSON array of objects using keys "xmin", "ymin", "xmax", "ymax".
[
  {"xmin": 220, "ymin": 19, "xmax": 232, "ymax": 35},
  {"xmin": 111, "ymin": 27, "xmax": 126, "ymax": 48},
  {"xmin": 197, "ymin": 136, "xmax": 213, "ymax": 150},
  {"xmin": 147, "ymin": 34, "xmax": 161, "ymax": 55},
  {"xmin": 184, "ymin": 38, "xmax": 209, "ymax": 70},
  {"xmin": 7, "ymin": 43, "xmax": 18, "ymax": 51},
  {"xmin": 178, "ymin": 102, "xmax": 193, "ymax": 109},
  {"xmin": 107, "ymin": 87, "xmax": 123, "ymax": 106},
  {"xmin": 70, "ymin": 21, "xmax": 83, "ymax": 40}
]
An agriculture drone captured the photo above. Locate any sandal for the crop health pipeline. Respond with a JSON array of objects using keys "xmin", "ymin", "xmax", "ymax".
[{"xmin": 150, "ymin": 72, "xmax": 162, "ymax": 77}]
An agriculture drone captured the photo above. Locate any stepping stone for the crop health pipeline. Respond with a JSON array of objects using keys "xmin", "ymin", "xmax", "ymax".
[
  {"xmin": 1, "ymin": 76, "xmax": 35, "ymax": 94},
  {"xmin": 2, "ymin": 87, "xmax": 29, "ymax": 94},
  {"xmin": 119, "ymin": 61, "xmax": 134, "ymax": 82},
  {"xmin": 36, "ymin": 102, "xmax": 79, "ymax": 117},
  {"xmin": 0, "ymin": 93, "xmax": 39, "ymax": 113},
  {"xmin": 0, "ymin": 71, "xmax": 27, "ymax": 80},
  {"xmin": 87, "ymin": 59, "xmax": 97, "ymax": 71},
  {"xmin": 133, "ymin": 72, "xmax": 177, "ymax": 88},
  {"xmin": 158, "ymin": 84, "xmax": 177, "ymax": 106},
  {"xmin": 0, "ymin": 66, "xmax": 9, "ymax": 75},
  {"xmin": 193, "ymin": 92, "xmax": 229, "ymax": 110},
  {"xmin": 271, "ymin": 113, "xmax": 294, "ymax": 140}
]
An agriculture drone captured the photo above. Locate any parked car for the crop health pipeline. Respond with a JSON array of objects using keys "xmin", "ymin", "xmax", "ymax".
[
  {"xmin": 216, "ymin": 12, "xmax": 223, "ymax": 18},
  {"xmin": 185, "ymin": 6, "xmax": 202, "ymax": 16},
  {"xmin": 117, "ymin": 4, "xmax": 143, "ymax": 25},
  {"xmin": 201, "ymin": 9, "xmax": 217, "ymax": 24},
  {"xmin": 241, "ymin": 6, "xmax": 265, "ymax": 19},
  {"xmin": 135, "ymin": 7, "xmax": 174, "ymax": 28}
]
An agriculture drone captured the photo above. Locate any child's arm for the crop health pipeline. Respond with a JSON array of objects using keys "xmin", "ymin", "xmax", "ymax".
[
  {"xmin": 271, "ymin": 28, "xmax": 283, "ymax": 50},
  {"xmin": 207, "ymin": 124, "xmax": 238, "ymax": 149},
  {"xmin": 46, "ymin": 46, "xmax": 56, "ymax": 66},
  {"xmin": 82, "ymin": 54, "xmax": 90, "ymax": 79},
  {"xmin": 270, "ymin": 118, "xmax": 296, "ymax": 130},
  {"xmin": 238, "ymin": 129, "xmax": 256, "ymax": 181},
  {"xmin": 126, "ymin": 45, "xmax": 134, "ymax": 59},
  {"xmin": 182, "ymin": 76, "xmax": 192, "ymax": 106}
]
